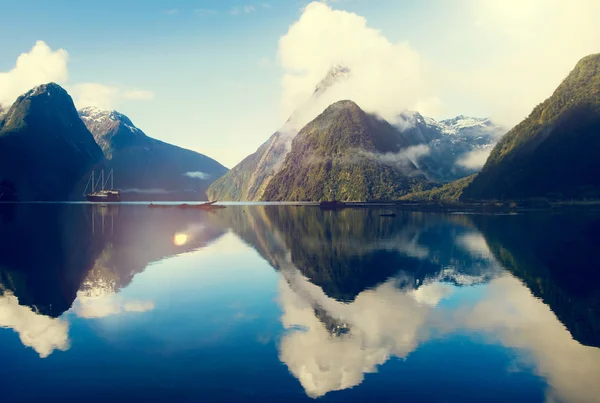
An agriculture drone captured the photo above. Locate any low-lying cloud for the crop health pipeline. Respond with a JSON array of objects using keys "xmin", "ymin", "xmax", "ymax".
[
  {"xmin": 185, "ymin": 171, "xmax": 211, "ymax": 180},
  {"xmin": 457, "ymin": 148, "xmax": 493, "ymax": 170},
  {"xmin": 359, "ymin": 144, "xmax": 431, "ymax": 171}
]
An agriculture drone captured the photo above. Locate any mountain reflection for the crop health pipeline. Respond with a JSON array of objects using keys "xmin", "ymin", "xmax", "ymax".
[
  {"xmin": 0, "ymin": 203, "xmax": 225, "ymax": 356},
  {"xmin": 1, "ymin": 204, "xmax": 599, "ymax": 402},
  {"xmin": 221, "ymin": 206, "xmax": 600, "ymax": 400}
]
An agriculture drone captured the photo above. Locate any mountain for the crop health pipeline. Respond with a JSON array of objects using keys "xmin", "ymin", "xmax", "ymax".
[
  {"xmin": 462, "ymin": 53, "xmax": 600, "ymax": 200},
  {"xmin": 79, "ymin": 107, "xmax": 228, "ymax": 201},
  {"xmin": 394, "ymin": 112, "xmax": 505, "ymax": 182},
  {"xmin": 0, "ymin": 83, "xmax": 103, "ymax": 201},
  {"xmin": 207, "ymin": 63, "xmax": 501, "ymax": 201},
  {"xmin": 207, "ymin": 66, "xmax": 351, "ymax": 201},
  {"xmin": 262, "ymin": 100, "xmax": 430, "ymax": 201}
]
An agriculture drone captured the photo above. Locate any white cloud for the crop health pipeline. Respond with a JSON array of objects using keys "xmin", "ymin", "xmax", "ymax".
[
  {"xmin": 457, "ymin": 147, "xmax": 493, "ymax": 170},
  {"xmin": 229, "ymin": 7, "xmax": 240, "ymax": 15},
  {"xmin": 0, "ymin": 292, "xmax": 70, "ymax": 358},
  {"xmin": 244, "ymin": 5, "xmax": 256, "ymax": 13},
  {"xmin": 279, "ymin": 0, "xmax": 600, "ymax": 130},
  {"xmin": 278, "ymin": 2, "xmax": 437, "ymax": 126},
  {"xmin": 0, "ymin": 41, "xmax": 154, "ymax": 110},
  {"xmin": 356, "ymin": 144, "xmax": 431, "ymax": 172},
  {"xmin": 184, "ymin": 171, "xmax": 210, "ymax": 180},
  {"xmin": 0, "ymin": 41, "xmax": 68, "ymax": 106},
  {"xmin": 164, "ymin": 8, "xmax": 179, "ymax": 15}
]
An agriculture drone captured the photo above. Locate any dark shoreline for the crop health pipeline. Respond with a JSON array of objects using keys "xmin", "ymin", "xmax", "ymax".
[{"xmin": 2, "ymin": 200, "xmax": 600, "ymax": 213}]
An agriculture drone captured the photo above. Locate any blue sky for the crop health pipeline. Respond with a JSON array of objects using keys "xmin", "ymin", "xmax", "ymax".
[{"xmin": 1, "ymin": 0, "xmax": 598, "ymax": 167}]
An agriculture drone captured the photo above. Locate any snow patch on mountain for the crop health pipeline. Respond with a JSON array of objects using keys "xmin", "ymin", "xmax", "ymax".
[
  {"xmin": 79, "ymin": 106, "xmax": 143, "ymax": 136},
  {"xmin": 392, "ymin": 111, "xmax": 506, "ymax": 181}
]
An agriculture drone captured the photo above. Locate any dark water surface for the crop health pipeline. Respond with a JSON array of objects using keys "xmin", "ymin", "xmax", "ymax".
[{"xmin": 0, "ymin": 203, "xmax": 599, "ymax": 402}]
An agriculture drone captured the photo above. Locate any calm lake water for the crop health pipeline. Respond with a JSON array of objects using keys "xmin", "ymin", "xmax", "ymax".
[{"xmin": 1, "ymin": 203, "xmax": 599, "ymax": 402}]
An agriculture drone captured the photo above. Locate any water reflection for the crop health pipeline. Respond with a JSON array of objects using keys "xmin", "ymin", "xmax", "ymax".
[
  {"xmin": 0, "ymin": 291, "xmax": 70, "ymax": 358},
  {"xmin": 220, "ymin": 206, "xmax": 600, "ymax": 400},
  {"xmin": 0, "ymin": 203, "xmax": 224, "ymax": 357},
  {"xmin": 0, "ymin": 204, "xmax": 599, "ymax": 402}
]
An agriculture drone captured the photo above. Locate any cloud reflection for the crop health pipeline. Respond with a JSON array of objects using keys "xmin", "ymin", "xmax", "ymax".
[
  {"xmin": 278, "ymin": 269, "xmax": 446, "ymax": 398},
  {"xmin": 277, "ymin": 249, "xmax": 600, "ymax": 402},
  {"xmin": 72, "ymin": 291, "xmax": 154, "ymax": 319},
  {"xmin": 0, "ymin": 292, "xmax": 70, "ymax": 358},
  {"xmin": 456, "ymin": 275, "xmax": 600, "ymax": 403}
]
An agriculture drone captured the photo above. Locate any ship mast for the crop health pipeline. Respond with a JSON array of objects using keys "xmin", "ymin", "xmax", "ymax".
[{"xmin": 101, "ymin": 170, "xmax": 105, "ymax": 191}]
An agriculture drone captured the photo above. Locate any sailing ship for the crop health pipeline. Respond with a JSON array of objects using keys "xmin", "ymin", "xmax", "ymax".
[{"xmin": 84, "ymin": 169, "xmax": 121, "ymax": 202}]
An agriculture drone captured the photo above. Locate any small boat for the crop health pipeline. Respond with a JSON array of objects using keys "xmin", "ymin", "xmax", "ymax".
[
  {"xmin": 380, "ymin": 212, "xmax": 397, "ymax": 217},
  {"xmin": 149, "ymin": 201, "xmax": 225, "ymax": 210},
  {"xmin": 181, "ymin": 201, "xmax": 225, "ymax": 210},
  {"xmin": 319, "ymin": 200, "xmax": 346, "ymax": 209},
  {"xmin": 84, "ymin": 170, "xmax": 121, "ymax": 202}
]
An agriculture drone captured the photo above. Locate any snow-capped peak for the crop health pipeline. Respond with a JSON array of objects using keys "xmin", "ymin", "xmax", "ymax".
[
  {"xmin": 79, "ymin": 106, "xmax": 119, "ymax": 122},
  {"xmin": 395, "ymin": 111, "xmax": 503, "ymax": 137},
  {"xmin": 20, "ymin": 83, "xmax": 66, "ymax": 99},
  {"xmin": 314, "ymin": 65, "xmax": 351, "ymax": 95},
  {"xmin": 78, "ymin": 107, "xmax": 142, "ymax": 136},
  {"xmin": 439, "ymin": 116, "xmax": 495, "ymax": 135}
]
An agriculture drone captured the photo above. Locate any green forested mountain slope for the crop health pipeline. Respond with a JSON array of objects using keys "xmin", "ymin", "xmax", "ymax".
[
  {"xmin": 462, "ymin": 54, "xmax": 600, "ymax": 200},
  {"xmin": 262, "ymin": 100, "xmax": 430, "ymax": 201}
]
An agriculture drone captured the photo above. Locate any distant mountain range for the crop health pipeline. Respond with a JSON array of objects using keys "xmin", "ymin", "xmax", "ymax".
[
  {"xmin": 404, "ymin": 53, "xmax": 600, "ymax": 202},
  {"xmin": 394, "ymin": 112, "xmax": 505, "ymax": 182},
  {"xmin": 209, "ymin": 66, "xmax": 505, "ymax": 202},
  {"xmin": 79, "ymin": 107, "xmax": 228, "ymax": 200},
  {"xmin": 0, "ymin": 83, "xmax": 228, "ymax": 201},
  {"xmin": 1, "ymin": 53, "xmax": 598, "ymax": 203}
]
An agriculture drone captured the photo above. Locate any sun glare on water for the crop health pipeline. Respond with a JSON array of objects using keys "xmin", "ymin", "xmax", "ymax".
[{"xmin": 173, "ymin": 233, "xmax": 188, "ymax": 246}]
